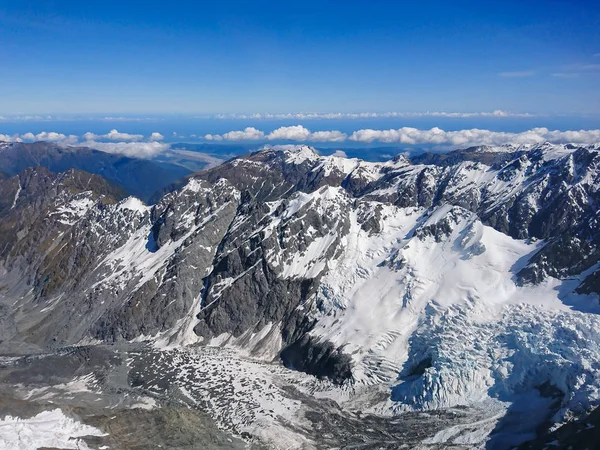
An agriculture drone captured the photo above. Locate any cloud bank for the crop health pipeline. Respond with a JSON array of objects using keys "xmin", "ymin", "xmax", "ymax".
[
  {"xmin": 0, "ymin": 111, "xmax": 541, "ymax": 122},
  {"xmin": 212, "ymin": 110, "xmax": 537, "ymax": 120},
  {"xmin": 0, "ymin": 129, "xmax": 169, "ymax": 158},
  {"xmin": 204, "ymin": 125, "xmax": 600, "ymax": 147},
  {"xmin": 206, "ymin": 125, "xmax": 348, "ymax": 142},
  {"xmin": 81, "ymin": 140, "xmax": 169, "ymax": 158},
  {"xmin": 21, "ymin": 131, "xmax": 78, "ymax": 143},
  {"xmin": 83, "ymin": 129, "xmax": 144, "ymax": 141},
  {"xmin": 2, "ymin": 127, "xmax": 600, "ymax": 157},
  {"xmin": 348, "ymin": 127, "xmax": 600, "ymax": 146},
  {"xmin": 79, "ymin": 129, "xmax": 166, "ymax": 157},
  {"xmin": 0, "ymin": 133, "xmax": 22, "ymax": 142}
]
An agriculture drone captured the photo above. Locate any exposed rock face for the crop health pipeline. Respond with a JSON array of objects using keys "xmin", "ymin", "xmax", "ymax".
[
  {"xmin": 92, "ymin": 178, "xmax": 241, "ymax": 342},
  {"xmin": 0, "ymin": 169, "xmax": 240, "ymax": 350},
  {"xmin": 1, "ymin": 143, "xmax": 600, "ymax": 395}
]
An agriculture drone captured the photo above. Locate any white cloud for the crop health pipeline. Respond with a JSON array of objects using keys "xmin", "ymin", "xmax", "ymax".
[
  {"xmin": 7, "ymin": 125, "xmax": 600, "ymax": 158},
  {"xmin": 205, "ymin": 127, "xmax": 265, "ymax": 141},
  {"xmin": 80, "ymin": 130, "xmax": 169, "ymax": 157},
  {"xmin": 61, "ymin": 135, "xmax": 80, "ymax": 145},
  {"xmin": 105, "ymin": 129, "xmax": 143, "ymax": 141},
  {"xmin": 18, "ymin": 131, "xmax": 78, "ymax": 144},
  {"xmin": 82, "ymin": 132, "xmax": 98, "ymax": 140},
  {"xmin": 205, "ymin": 125, "xmax": 600, "ymax": 146},
  {"xmin": 0, "ymin": 115, "xmax": 53, "ymax": 122},
  {"xmin": 498, "ymin": 71, "xmax": 535, "ymax": 77},
  {"xmin": 349, "ymin": 127, "xmax": 600, "ymax": 147},
  {"xmin": 331, "ymin": 150, "xmax": 348, "ymax": 158},
  {"xmin": 207, "ymin": 125, "xmax": 347, "ymax": 142},
  {"xmin": 0, "ymin": 133, "xmax": 22, "ymax": 142},
  {"xmin": 10, "ymin": 129, "xmax": 170, "ymax": 158},
  {"xmin": 34, "ymin": 131, "xmax": 68, "ymax": 141},
  {"xmin": 309, "ymin": 130, "xmax": 347, "ymax": 142},
  {"xmin": 21, "ymin": 132, "xmax": 36, "ymax": 141},
  {"xmin": 82, "ymin": 129, "xmax": 143, "ymax": 141},
  {"xmin": 100, "ymin": 116, "xmax": 155, "ymax": 122},
  {"xmin": 83, "ymin": 140, "xmax": 169, "ymax": 159},
  {"xmin": 149, "ymin": 132, "xmax": 164, "ymax": 141},
  {"xmin": 267, "ymin": 125, "xmax": 311, "ymax": 141},
  {"xmin": 205, "ymin": 127, "xmax": 267, "ymax": 141},
  {"xmin": 224, "ymin": 127, "xmax": 265, "ymax": 140},
  {"xmin": 15, "ymin": 131, "xmax": 78, "ymax": 144}
]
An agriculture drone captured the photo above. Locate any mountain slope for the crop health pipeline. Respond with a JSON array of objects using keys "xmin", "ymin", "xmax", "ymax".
[{"xmin": 1, "ymin": 143, "xmax": 600, "ymax": 448}]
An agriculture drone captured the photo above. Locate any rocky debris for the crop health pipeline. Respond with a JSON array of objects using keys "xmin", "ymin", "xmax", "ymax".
[
  {"xmin": 518, "ymin": 406, "xmax": 600, "ymax": 450},
  {"xmin": 0, "ymin": 345, "xmax": 248, "ymax": 450}
]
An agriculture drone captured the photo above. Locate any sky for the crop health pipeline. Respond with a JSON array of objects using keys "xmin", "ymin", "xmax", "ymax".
[{"xmin": 1, "ymin": 0, "xmax": 599, "ymax": 116}]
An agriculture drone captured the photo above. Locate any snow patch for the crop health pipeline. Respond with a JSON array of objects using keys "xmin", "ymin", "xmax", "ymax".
[
  {"xmin": 0, "ymin": 409, "xmax": 106, "ymax": 450},
  {"xmin": 10, "ymin": 181, "xmax": 21, "ymax": 210},
  {"xmin": 118, "ymin": 196, "xmax": 149, "ymax": 213},
  {"xmin": 51, "ymin": 194, "xmax": 96, "ymax": 226},
  {"xmin": 282, "ymin": 145, "xmax": 320, "ymax": 165}
]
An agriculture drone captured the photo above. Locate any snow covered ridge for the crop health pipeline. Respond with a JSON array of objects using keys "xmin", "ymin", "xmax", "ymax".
[
  {"xmin": 253, "ymin": 191, "xmax": 600, "ymax": 412},
  {"xmin": 184, "ymin": 144, "xmax": 600, "ymax": 419}
]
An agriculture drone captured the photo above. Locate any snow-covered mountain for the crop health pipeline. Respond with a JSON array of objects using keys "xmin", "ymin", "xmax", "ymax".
[{"xmin": 1, "ymin": 142, "xmax": 600, "ymax": 448}]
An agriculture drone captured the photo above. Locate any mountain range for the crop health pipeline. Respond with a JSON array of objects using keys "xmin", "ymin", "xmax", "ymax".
[{"xmin": 1, "ymin": 141, "xmax": 599, "ymax": 449}]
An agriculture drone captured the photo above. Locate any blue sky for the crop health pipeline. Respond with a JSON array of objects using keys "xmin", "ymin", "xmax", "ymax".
[{"xmin": 0, "ymin": 0, "xmax": 599, "ymax": 115}]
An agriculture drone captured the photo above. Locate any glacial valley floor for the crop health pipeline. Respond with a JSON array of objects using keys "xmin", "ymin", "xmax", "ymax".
[{"xmin": 0, "ymin": 343, "xmax": 530, "ymax": 449}]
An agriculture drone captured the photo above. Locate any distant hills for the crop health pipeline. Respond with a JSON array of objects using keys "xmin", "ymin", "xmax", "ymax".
[{"xmin": 0, "ymin": 141, "xmax": 192, "ymax": 203}]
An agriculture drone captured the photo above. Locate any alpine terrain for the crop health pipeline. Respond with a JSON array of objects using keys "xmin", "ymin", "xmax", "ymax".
[{"xmin": 1, "ymin": 141, "xmax": 600, "ymax": 449}]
